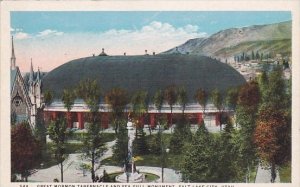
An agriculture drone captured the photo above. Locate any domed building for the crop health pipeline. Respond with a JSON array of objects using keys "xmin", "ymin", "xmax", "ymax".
[{"xmin": 42, "ymin": 51, "xmax": 246, "ymax": 129}]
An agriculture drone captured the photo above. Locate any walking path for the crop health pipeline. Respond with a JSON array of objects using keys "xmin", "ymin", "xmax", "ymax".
[
  {"xmin": 255, "ymin": 163, "xmax": 280, "ymax": 183},
  {"xmin": 29, "ymin": 140, "xmax": 181, "ymax": 183}
]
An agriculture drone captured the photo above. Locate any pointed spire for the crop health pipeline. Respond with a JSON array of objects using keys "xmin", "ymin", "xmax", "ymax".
[
  {"xmin": 11, "ymin": 36, "xmax": 16, "ymax": 70},
  {"xmin": 36, "ymin": 67, "xmax": 41, "ymax": 82},
  {"xmin": 12, "ymin": 36, "xmax": 15, "ymax": 58},
  {"xmin": 29, "ymin": 58, "xmax": 34, "ymax": 84}
]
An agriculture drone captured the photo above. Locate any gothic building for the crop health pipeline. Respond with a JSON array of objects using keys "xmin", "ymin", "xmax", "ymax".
[{"xmin": 10, "ymin": 36, "xmax": 42, "ymax": 127}]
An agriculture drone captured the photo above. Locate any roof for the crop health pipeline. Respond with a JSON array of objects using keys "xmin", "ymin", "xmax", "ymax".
[
  {"xmin": 43, "ymin": 54, "xmax": 246, "ymax": 101},
  {"xmin": 11, "ymin": 69, "xmax": 17, "ymax": 93}
]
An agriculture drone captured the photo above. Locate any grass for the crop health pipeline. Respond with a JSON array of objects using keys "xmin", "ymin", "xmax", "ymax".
[
  {"xmin": 69, "ymin": 132, "xmax": 116, "ymax": 142},
  {"xmin": 279, "ymin": 161, "xmax": 291, "ymax": 183}
]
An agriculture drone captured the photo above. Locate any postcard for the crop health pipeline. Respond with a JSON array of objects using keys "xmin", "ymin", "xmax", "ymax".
[{"xmin": 1, "ymin": 1, "xmax": 299, "ymax": 187}]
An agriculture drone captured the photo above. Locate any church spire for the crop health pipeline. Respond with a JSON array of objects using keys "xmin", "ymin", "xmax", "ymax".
[
  {"xmin": 36, "ymin": 67, "xmax": 41, "ymax": 83},
  {"xmin": 29, "ymin": 58, "xmax": 34, "ymax": 85},
  {"xmin": 11, "ymin": 36, "xmax": 16, "ymax": 70}
]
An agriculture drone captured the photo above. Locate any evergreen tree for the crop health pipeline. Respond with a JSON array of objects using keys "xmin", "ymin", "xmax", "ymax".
[
  {"xmin": 112, "ymin": 121, "xmax": 129, "ymax": 165},
  {"xmin": 181, "ymin": 122, "xmax": 217, "ymax": 182},
  {"xmin": 256, "ymin": 51, "xmax": 260, "ymax": 60},
  {"xmin": 169, "ymin": 115, "xmax": 192, "ymax": 154},
  {"xmin": 133, "ymin": 127, "xmax": 149, "ymax": 156},
  {"xmin": 34, "ymin": 108, "xmax": 47, "ymax": 145},
  {"xmin": 216, "ymin": 119, "xmax": 243, "ymax": 182},
  {"xmin": 258, "ymin": 70, "xmax": 268, "ymax": 102}
]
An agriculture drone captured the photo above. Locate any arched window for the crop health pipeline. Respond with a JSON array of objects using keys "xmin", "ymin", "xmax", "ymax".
[{"xmin": 12, "ymin": 91, "xmax": 23, "ymax": 107}]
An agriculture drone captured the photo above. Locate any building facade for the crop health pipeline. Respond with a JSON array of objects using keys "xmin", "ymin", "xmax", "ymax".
[{"xmin": 10, "ymin": 36, "xmax": 42, "ymax": 127}]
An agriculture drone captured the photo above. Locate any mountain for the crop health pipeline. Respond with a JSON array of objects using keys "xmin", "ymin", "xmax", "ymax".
[{"xmin": 162, "ymin": 21, "xmax": 291, "ymax": 59}]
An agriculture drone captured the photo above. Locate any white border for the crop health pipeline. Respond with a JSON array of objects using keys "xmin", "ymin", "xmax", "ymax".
[{"xmin": 1, "ymin": 1, "xmax": 299, "ymax": 187}]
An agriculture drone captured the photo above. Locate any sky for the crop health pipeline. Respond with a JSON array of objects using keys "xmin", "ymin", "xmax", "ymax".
[{"xmin": 11, "ymin": 11, "xmax": 291, "ymax": 72}]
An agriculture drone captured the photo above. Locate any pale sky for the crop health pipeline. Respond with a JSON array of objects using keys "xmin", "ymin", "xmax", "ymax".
[{"xmin": 11, "ymin": 11, "xmax": 291, "ymax": 72}]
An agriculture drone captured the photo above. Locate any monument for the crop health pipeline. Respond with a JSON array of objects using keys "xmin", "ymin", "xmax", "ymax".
[{"xmin": 115, "ymin": 118, "xmax": 145, "ymax": 183}]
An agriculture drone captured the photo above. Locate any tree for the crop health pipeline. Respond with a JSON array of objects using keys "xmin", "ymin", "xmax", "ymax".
[
  {"xmin": 62, "ymin": 89, "xmax": 76, "ymax": 112},
  {"xmin": 251, "ymin": 50, "xmax": 254, "ymax": 60},
  {"xmin": 153, "ymin": 90, "xmax": 164, "ymax": 113},
  {"xmin": 254, "ymin": 67, "xmax": 290, "ymax": 182},
  {"xmin": 256, "ymin": 51, "xmax": 260, "ymax": 60},
  {"xmin": 177, "ymin": 87, "xmax": 188, "ymax": 114},
  {"xmin": 133, "ymin": 127, "xmax": 149, "ymax": 156},
  {"xmin": 47, "ymin": 116, "xmax": 70, "ymax": 182},
  {"xmin": 195, "ymin": 88, "xmax": 209, "ymax": 117},
  {"xmin": 62, "ymin": 88, "xmax": 76, "ymax": 128},
  {"xmin": 76, "ymin": 79, "xmax": 106, "ymax": 182},
  {"xmin": 225, "ymin": 87, "xmax": 239, "ymax": 111},
  {"xmin": 44, "ymin": 90, "xmax": 53, "ymax": 107},
  {"xmin": 112, "ymin": 120, "xmax": 129, "ymax": 164},
  {"xmin": 82, "ymin": 113, "xmax": 106, "ymax": 182},
  {"xmin": 77, "ymin": 79, "xmax": 101, "ymax": 112},
  {"xmin": 105, "ymin": 88, "xmax": 129, "ymax": 133},
  {"xmin": 131, "ymin": 90, "xmax": 148, "ymax": 129},
  {"xmin": 216, "ymin": 118, "xmax": 244, "ymax": 182},
  {"xmin": 164, "ymin": 85, "xmax": 177, "ymax": 127},
  {"xmin": 211, "ymin": 89, "xmax": 224, "ymax": 130},
  {"xmin": 235, "ymin": 81, "xmax": 260, "ymax": 182},
  {"xmin": 169, "ymin": 115, "xmax": 192, "ymax": 154},
  {"xmin": 258, "ymin": 71, "xmax": 268, "ymax": 102},
  {"xmin": 254, "ymin": 104, "xmax": 290, "ymax": 182},
  {"xmin": 148, "ymin": 115, "xmax": 168, "ymax": 155},
  {"xmin": 265, "ymin": 66, "xmax": 287, "ymax": 109},
  {"xmin": 11, "ymin": 122, "xmax": 41, "ymax": 182},
  {"xmin": 181, "ymin": 123, "xmax": 217, "ymax": 182},
  {"xmin": 43, "ymin": 90, "xmax": 53, "ymax": 123}
]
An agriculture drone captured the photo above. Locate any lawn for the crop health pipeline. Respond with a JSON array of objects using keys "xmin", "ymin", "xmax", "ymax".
[
  {"xmin": 39, "ymin": 133, "xmax": 116, "ymax": 169},
  {"xmin": 69, "ymin": 132, "xmax": 116, "ymax": 142},
  {"xmin": 279, "ymin": 161, "xmax": 291, "ymax": 183}
]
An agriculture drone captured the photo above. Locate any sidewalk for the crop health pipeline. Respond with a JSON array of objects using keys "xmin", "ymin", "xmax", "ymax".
[
  {"xmin": 255, "ymin": 163, "xmax": 280, "ymax": 183},
  {"xmin": 29, "ymin": 140, "xmax": 181, "ymax": 183}
]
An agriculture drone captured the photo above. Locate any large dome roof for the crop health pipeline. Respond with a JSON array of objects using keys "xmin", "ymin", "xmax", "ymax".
[{"xmin": 42, "ymin": 54, "xmax": 246, "ymax": 101}]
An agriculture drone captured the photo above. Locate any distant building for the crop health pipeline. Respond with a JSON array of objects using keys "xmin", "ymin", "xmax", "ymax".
[
  {"xmin": 10, "ymin": 36, "xmax": 42, "ymax": 127},
  {"xmin": 42, "ymin": 53, "xmax": 246, "ymax": 129}
]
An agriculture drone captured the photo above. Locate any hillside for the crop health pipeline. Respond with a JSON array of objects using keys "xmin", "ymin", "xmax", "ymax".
[
  {"xmin": 214, "ymin": 39, "xmax": 291, "ymax": 58},
  {"xmin": 162, "ymin": 21, "xmax": 291, "ymax": 59}
]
